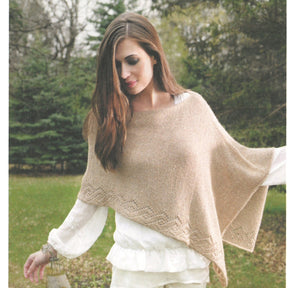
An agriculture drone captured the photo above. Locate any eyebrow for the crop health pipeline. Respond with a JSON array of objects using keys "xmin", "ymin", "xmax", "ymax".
[
  {"xmin": 125, "ymin": 54, "xmax": 138, "ymax": 59},
  {"xmin": 116, "ymin": 54, "xmax": 138, "ymax": 62}
]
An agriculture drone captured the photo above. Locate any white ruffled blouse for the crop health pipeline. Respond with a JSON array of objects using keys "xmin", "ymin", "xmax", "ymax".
[{"xmin": 48, "ymin": 94, "xmax": 286, "ymax": 287}]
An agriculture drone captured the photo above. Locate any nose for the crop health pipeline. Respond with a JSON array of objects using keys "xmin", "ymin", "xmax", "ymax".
[{"xmin": 120, "ymin": 63, "xmax": 130, "ymax": 80}]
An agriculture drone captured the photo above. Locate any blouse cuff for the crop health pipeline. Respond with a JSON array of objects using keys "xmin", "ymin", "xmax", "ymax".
[{"xmin": 262, "ymin": 146, "xmax": 286, "ymax": 186}]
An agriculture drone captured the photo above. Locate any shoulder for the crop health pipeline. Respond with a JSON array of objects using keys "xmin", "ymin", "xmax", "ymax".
[
  {"xmin": 177, "ymin": 90, "xmax": 210, "ymax": 109},
  {"xmin": 187, "ymin": 90, "xmax": 206, "ymax": 102},
  {"xmin": 176, "ymin": 91, "xmax": 218, "ymax": 125}
]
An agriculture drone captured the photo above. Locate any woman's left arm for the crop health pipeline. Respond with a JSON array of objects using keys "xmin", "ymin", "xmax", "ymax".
[{"xmin": 262, "ymin": 146, "xmax": 286, "ymax": 186}]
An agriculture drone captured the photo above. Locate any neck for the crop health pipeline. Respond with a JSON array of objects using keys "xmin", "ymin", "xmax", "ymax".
[{"xmin": 131, "ymin": 79, "xmax": 173, "ymax": 112}]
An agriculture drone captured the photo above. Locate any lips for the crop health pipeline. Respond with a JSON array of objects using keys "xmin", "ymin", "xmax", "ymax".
[{"xmin": 125, "ymin": 80, "xmax": 137, "ymax": 89}]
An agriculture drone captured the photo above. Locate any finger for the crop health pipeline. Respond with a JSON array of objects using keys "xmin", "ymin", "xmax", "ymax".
[
  {"xmin": 27, "ymin": 260, "xmax": 38, "ymax": 282},
  {"xmin": 34, "ymin": 268, "xmax": 39, "ymax": 283},
  {"xmin": 30, "ymin": 267, "xmax": 39, "ymax": 283},
  {"xmin": 39, "ymin": 264, "xmax": 46, "ymax": 280},
  {"xmin": 24, "ymin": 257, "xmax": 33, "ymax": 278},
  {"xmin": 29, "ymin": 269, "xmax": 35, "ymax": 282}
]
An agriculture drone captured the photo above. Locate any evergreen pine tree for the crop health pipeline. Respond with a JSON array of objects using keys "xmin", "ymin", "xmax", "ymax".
[{"xmin": 87, "ymin": 0, "xmax": 142, "ymax": 54}]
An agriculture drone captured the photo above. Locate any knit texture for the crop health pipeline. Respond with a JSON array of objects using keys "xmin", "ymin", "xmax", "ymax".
[{"xmin": 78, "ymin": 91, "xmax": 274, "ymax": 287}]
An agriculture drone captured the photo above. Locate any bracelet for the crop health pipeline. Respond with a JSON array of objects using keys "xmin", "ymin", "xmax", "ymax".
[{"xmin": 41, "ymin": 243, "xmax": 58, "ymax": 261}]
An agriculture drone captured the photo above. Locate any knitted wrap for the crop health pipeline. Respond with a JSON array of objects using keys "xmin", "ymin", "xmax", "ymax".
[{"xmin": 78, "ymin": 91, "xmax": 274, "ymax": 287}]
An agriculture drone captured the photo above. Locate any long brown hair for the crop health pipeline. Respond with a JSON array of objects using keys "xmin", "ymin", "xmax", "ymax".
[{"xmin": 83, "ymin": 12, "xmax": 185, "ymax": 170}]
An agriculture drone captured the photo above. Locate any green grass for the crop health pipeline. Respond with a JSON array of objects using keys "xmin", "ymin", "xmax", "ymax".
[
  {"xmin": 265, "ymin": 187, "xmax": 286, "ymax": 214},
  {"xmin": 9, "ymin": 176, "xmax": 81, "ymax": 266},
  {"xmin": 9, "ymin": 175, "xmax": 115, "ymax": 288},
  {"xmin": 9, "ymin": 176, "xmax": 285, "ymax": 288}
]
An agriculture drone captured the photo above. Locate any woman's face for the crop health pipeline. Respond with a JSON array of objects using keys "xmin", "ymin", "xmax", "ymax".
[{"xmin": 115, "ymin": 38, "xmax": 156, "ymax": 95}]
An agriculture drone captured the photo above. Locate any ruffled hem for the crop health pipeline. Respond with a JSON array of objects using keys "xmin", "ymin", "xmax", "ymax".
[
  {"xmin": 110, "ymin": 267, "xmax": 210, "ymax": 288},
  {"xmin": 106, "ymin": 243, "xmax": 210, "ymax": 273}
]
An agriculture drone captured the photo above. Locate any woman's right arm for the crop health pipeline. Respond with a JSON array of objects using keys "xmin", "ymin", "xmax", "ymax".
[
  {"xmin": 48, "ymin": 200, "xmax": 108, "ymax": 258},
  {"xmin": 24, "ymin": 200, "xmax": 108, "ymax": 282}
]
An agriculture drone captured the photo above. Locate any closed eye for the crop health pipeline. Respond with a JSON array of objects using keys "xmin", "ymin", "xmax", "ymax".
[
  {"xmin": 115, "ymin": 57, "xmax": 139, "ymax": 74},
  {"xmin": 126, "ymin": 57, "xmax": 139, "ymax": 65}
]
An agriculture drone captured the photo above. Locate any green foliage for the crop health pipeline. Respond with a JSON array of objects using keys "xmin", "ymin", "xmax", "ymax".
[
  {"xmin": 86, "ymin": 0, "xmax": 142, "ymax": 54},
  {"xmin": 87, "ymin": 0, "xmax": 126, "ymax": 53},
  {"xmin": 9, "ymin": 0, "xmax": 24, "ymax": 42},
  {"xmin": 9, "ymin": 49, "xmax": 94, "ymax": 173},
  {"xmin": 9, "ymin": 0, "xmax": 286, "ymax": 173},
  {"xmin": 9, "ymin": 0, "xmax": 95, "ymax": 173},
  {"xmin": 154, "ymin": 14, "xmax": 189, "ymax": 83},
  {"xmin": 154, "ymin": 0, "xmax": 286, "ymax": 148}
]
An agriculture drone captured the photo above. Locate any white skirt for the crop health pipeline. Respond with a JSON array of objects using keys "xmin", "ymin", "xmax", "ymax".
[{"xmin": 110, "ymin": 266, "xmax": 209, "ymax": 288}]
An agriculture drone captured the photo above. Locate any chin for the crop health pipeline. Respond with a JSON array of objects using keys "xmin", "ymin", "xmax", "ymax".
[
  {"xmin": 128, "ymin": 87, "xmax": 144, "ymax": 96},
  {"xmin": 122, "ymin": 84, "xmax": 147, "ymax": 97}
]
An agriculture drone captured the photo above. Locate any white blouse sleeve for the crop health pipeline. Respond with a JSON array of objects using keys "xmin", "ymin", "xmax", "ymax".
[
  {"xmin": 48, "ymin": 199, "xmax": 108, "ymax": 259},
  {"xmin": 262, "ymin": 146, "xmax": 286, "ymax": 186}
]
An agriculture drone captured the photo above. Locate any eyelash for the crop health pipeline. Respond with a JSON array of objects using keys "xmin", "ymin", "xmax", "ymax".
[
  {"xmin": 116, "ymin": 58, "xmax": 139, "ymax": 70},
  {"xmin": 127, "ymin": 58, "xmax": 139, "ymax": 65}
]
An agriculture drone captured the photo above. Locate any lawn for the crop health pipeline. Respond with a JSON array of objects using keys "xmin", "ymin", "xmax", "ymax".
[{"xmin": 9, "ymin": 175, "xmax": 285, "ymax": 288}]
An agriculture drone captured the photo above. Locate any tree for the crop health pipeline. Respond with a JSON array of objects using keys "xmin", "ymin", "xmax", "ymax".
[
  {"xmin": 45, "ymin": 0, "xmax": 87, "ymax": 74},
  {"xmin": 86, "ymin": 0, "xmax": 143, "ymax": 54},
  {"xmin": 10, "ymin": 0, "xmax": 86, "ymax": 73},
  {"xmin": 152, "ymin": 0, "xmax": 286, "ymax": 147},
  {"xmin": 9, "ymin": 0, "xmax": 94, "ymax": 173},
  {"xmin": 9, "ymin": 53, "xmax": 94, "ymax": 173},
  {"xmin": 9, "ymin": 0, "xmax": 53, "ymax": 74},
  {"xmin": 153, "ymin": 14, "xmax": 189, "ymax": 83}
]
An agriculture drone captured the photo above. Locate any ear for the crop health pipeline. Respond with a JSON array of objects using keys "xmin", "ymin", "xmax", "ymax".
[{"xmin": 151, "ymin": 55, "xmax": 157, "ymax": 65}]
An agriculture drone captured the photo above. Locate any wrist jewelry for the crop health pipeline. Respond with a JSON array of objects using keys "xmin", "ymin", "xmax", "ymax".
[{"xmin": 41, "ymin": 243, "xmax": 58, "ymax": 261}]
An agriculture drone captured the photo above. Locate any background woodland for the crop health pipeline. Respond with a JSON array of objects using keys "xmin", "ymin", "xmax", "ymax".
[{"xmin": 9, "ymin": 0, "xmax": 286, "ymax": 173}]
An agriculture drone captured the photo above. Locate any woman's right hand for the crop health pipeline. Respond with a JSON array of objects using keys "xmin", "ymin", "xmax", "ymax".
[{"xmin": 24, "ymin": 251, "xmax": 50, "ymax": 283}]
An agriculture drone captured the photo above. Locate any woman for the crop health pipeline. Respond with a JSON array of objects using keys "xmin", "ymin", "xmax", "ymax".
[{"xmin": 24, "ymin": 12, "xmax": 285, "ymax": 288}]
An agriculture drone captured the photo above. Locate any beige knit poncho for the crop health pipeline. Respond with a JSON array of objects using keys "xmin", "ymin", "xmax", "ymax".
[{"xmin": 78, "ymin": 91, "xmax": 274, "ymax": 287}]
